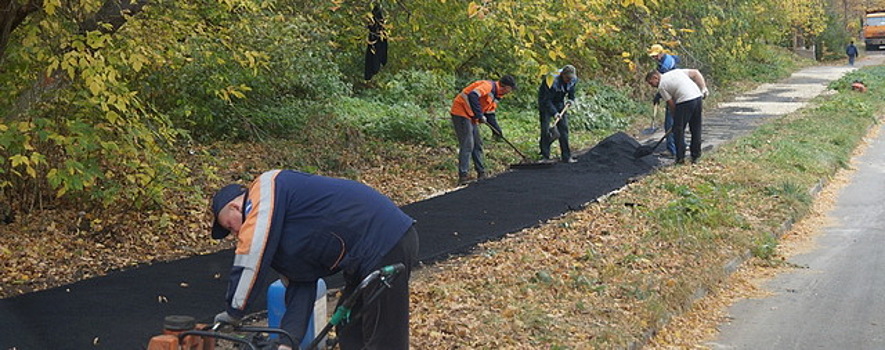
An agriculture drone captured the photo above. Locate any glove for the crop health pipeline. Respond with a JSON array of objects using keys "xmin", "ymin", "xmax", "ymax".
[
  {"xmin": 653, "ymin": 93, "xmax": 662, "ymax": 106},
  {"xmin": 214, "ymin": 311, "xmax": 241, "ymax": 327},
  {"xmin": 566, "ymin": 99, "xmax": 575, "ymax": 107},
  {"xmin": 701, "ymin": 88, "xmax": 709, "ymax": 99},
  {"xmin": 475, "ymin": 115, "xmax": 487, "ymax": 124}
]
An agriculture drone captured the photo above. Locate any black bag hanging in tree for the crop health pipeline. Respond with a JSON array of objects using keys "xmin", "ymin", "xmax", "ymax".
[{"xmin": 364, "ymin": 3, "xmax": 388, "ymax": 80}]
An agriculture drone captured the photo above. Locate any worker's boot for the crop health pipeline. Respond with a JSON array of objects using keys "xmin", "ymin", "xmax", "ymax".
[{"xmin": 458, "ymin": 173, "xmax": 470, "ymax": 185}]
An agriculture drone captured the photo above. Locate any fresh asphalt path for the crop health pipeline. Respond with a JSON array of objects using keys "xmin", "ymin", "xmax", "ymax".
[{"xmin": 707, "ymin": 123, "xmax": 885, "ymax": 350}]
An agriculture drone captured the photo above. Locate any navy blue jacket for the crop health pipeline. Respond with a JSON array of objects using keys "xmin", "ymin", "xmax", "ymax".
[
  {"xmin": 538, "ymin": 72, "xmax": 577, "ymax": 117},
  {"xmin": 223, "ymin": 170, "xmax": 414, "ymax": 333}
]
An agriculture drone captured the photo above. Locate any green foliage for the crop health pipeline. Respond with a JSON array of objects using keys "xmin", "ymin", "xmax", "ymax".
[
  {"xmin": 334, "ymin": 97, "xmax": 441, "ymax": 145},
  {"xmin": 0, "ymin": 0, "xmax": 268, "ymax": 212},
  {"xmin": 829, "ymin": 66, "xmax": 885, "ymax": 92},
  {"xmin": 651, "ymin": 182, "xmax": 746, "ymax": 242},
  {"xmin": 0, "ymin": 0, "xmax": 854, "ymax": 217},
  {"xmin": 138, "ymin": 11, "xmax": 349, "ymax": 141},
  {"xmin": 750, "ymin": 233, "xmax": 779, "ymax": 260},
  {"xmin": 816, "ymin": 10, "xmax": 855, "ymax": 61},
  {"xmin": 360, "ymin": 69, "xmax": 456, "ymax": 111},
  {"xmin": 764, "ymin": 181, "xmax": 812, "ymax": 208},
  {"xmin": 570, "ymin": 81, "xmax": 642, "ymax": 131}
]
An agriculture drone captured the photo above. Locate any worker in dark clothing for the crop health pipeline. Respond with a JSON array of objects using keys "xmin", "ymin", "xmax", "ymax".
[
  {"xmin": 210, "ymin": 170, "xmax": 418, "ymax": 350},
  {"xmin": 538, "ymin": 65, "xmax": 578, "ymax": 163},
  {"xmin": 450, "ymin": 75, "xmax": 517, "ymax": 185},
  {"xmin": 649, "ymin": 44, "xmax": 680, "ymax": 157},
  {"xmin": 846, "ymin": 41, "xmax": 859, "ymax": 66}
]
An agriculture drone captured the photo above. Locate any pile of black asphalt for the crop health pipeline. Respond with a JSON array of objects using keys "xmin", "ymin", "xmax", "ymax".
[{"xmin": 0, "ymin": 132, "xmax": 663, "ymax": 349}]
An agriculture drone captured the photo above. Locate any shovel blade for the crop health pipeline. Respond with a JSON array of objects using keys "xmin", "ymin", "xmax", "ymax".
[
  {"xmin": 548, "ymin": 127, "xmax": 560, "ymax": 140},
  {"xmin": 633, "ymin": 145, "xmax": 655, "ymax": 159}
]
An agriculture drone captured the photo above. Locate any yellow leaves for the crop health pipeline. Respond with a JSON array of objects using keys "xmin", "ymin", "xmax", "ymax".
[
  {"xmin": 467, "ymin": 1, "xmax": 491, "ymax": 19},
  {"xmin": 236, "ymin": 50, "xmax": 270, "ymax": 74},
  {"xmin": 9, "ymin": 151, "xmax": 44, "ymax": 179},
  {"xmin": 85, "ymin": 31, "xmax": 108, "ymax": 50},
  {"xmin": 85, "ymin": 74, "xmax": 105, "ymax": 96},
  {"xmin": 701, "ymin": 16, "xmax": 720, "ymax": 36},
  {"xmin": 620, "ymin": 0, "xmax": 651, "ymax": 14},
  {"xmin": 105, "ymin": 111, "xmax": 121, "ymax": 125},
  {"xmin": 129, "ymin": 53, "xmax": 148, "ymax": 73},
  {"xmin": 43, "ymin": 0, "xmax": 62, "ymax": 16},
  {"xmin": 216, "ymin": 84, "xmax": 253, "ymax": 103},
  {"xmin": 546, "ymin": 42, "xmax": 567, "ymax": 60},
  {"xmin": 622, "ymin": 52, "xmax": 637, "ymax": 72}
]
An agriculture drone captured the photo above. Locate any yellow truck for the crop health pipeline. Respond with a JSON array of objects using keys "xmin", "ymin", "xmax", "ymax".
[{"xmin": 863, "ymin": 10, "xmax": 885, "ymax": 50}]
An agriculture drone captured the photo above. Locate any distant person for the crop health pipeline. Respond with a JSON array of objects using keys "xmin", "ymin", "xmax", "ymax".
[
  {"xmin": 538, "ymin": 65, "xmax": 578, "ymax": 163},
  {"xmin": 846, "ymin": 41, "xmax": 859, "ymax": 66},
  {"xmin": 209, "ymin": 170, "xmax": 418, "ymax": 350},
  {"xmin": 449, "ymin": 75, "xmax": 517, "ymax": 185},
  {"xmin": 648, "ymin": 44, "xmax": 680, "ymax": 156},
  {"xmin": 645, "ymin": 69, "xmax": 708, "ymax": 164}
]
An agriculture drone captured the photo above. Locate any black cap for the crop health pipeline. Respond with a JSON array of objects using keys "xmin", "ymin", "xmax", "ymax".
[
  {"xmin": 211, "ymin": 184, "xmax": 245, "ymax": 239},
  {"xmin": 499, "ymin": 74, "xmax": 517, "ymax": 90}
]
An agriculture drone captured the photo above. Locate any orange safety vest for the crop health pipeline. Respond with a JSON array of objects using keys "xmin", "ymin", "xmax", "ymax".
[{"xmin": 450, "ymin": 80, "xmax": 499, "ymax": 119}]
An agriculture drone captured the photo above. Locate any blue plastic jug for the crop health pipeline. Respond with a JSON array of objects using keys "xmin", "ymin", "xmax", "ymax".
[{"xmin": 267, "ymin": 278, "xmax": 327, "ymax": 349}]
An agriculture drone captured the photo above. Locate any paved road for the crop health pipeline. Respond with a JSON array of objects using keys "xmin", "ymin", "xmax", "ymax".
[{"xmin": 708, "ymin": 55, "xmax": 885, "ymax": 349}]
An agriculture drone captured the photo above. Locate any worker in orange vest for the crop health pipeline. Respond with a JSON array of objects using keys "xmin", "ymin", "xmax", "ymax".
[{"xmin": 449, "ymin": 75, "xmax": 517, "ymax": 185}]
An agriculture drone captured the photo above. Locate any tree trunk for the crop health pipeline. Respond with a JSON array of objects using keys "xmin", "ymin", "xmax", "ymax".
[{"xmin": 0, "ymin": 0, "xmax": 42, "ymax": 64}]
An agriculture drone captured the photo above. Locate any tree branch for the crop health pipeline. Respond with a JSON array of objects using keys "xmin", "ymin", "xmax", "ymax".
[
  {"xmin": 3, "ymin": 0, "xmax": 151, "ymax": 123},
  {"xmin": 79, "ymin": 0, "xmax": 150, "ymax": 34},
  {"xmin": 0, "ymin": 0, "xmax": 43, "ymax": 63}
]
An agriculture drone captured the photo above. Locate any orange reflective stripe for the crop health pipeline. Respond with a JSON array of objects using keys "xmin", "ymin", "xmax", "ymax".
[{"xmin": 231, "ymin": 170, "xmax": 280, "ymax": 310}]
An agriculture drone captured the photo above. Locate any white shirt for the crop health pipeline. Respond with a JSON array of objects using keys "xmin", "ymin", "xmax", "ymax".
[{"xmin": 658, "ymin": 69, "xmax": 702, "ymax": 104}]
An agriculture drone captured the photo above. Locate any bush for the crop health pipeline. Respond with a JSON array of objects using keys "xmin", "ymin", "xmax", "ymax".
[
  {"xmin": 140, "ymin": 13, "xmax": 350, "ymax": 142},
  {"xmin": 569, "ymin": 81, "xmax": 642, "ymax": 131},
  {"xmin": 334, "ymin": 97, "xmax": 441, "ymax": 145},
  {"xmin": 363, "ymin": 69, "xmax": 457, "ymax": 110},
  {"xmin": 816, "ymin": 12, "xmax": 854, "ymax": 61}
]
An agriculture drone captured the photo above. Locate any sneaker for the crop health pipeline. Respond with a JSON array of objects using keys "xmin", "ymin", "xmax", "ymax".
[
  {"xmin": 675, "ymin": 158, "xmax": 686, "ymax": 165},
  {"xmin": 691, "ymin": 156, "xmax": 701, "ymax": 164},
  {"xmin": 477, "ymin": 171, "xmax": 488, "ymax": 180},
  {"xmin": 562, "ymin": 157, "xmax": 577, "ymax": 164}
]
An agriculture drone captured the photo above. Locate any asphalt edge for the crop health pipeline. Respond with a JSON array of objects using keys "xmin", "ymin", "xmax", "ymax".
[{"xmin": 626, "ymin": 116, "xmax": 881, "ymax": 350}]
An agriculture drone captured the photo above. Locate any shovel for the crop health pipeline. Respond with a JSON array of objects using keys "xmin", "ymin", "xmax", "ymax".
[
  {"xmin": 487, "ymin": 123, "xmax": 554, "ymax": 169},
  {"xmin": 634, "ymin": 126, "xmax": 673, "ymax": 159},
  {"xmin": 546, "ymin": 101, "xmax": 573, "ymax": 141},
  {"xmin": 641, "ymin": 104, "xmax": 659, "ymax": 135}
]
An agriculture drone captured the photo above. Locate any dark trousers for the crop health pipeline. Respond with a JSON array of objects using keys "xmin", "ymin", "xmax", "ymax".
[
  {"xmin": 538, "ymin": 111, "xmax": 571, "ymax": 160},
  {"xmin": 451, "ymin": 115, "xmax": 484, "ymax": 176},
  {"xmin": 673, "ymin": 97, "xmax": 703, "ymax": 162},
  {"xmin": 663, "ymin": 106, "xmax": 677, "ymax": 155},
  {"xmin": 337, "ymin": 226, "xmax": 419, "ymax": 350}
]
